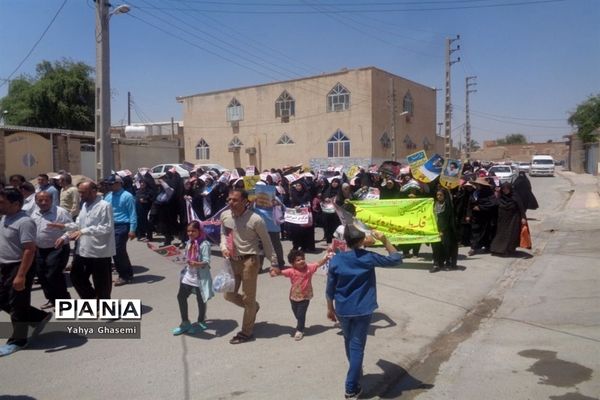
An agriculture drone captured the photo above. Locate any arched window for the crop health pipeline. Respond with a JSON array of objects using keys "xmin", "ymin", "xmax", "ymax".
[
  {"xmin": 327, "ymin": 83, "xmax": 350, "ymax": 112},
  {"xmin": 226, "ymin": 98, "xmax": 244, "ymax": 122},
  {"xmin": 328, "ymin": 129, "xmax": 350, "ymax": 157},
  {"xmin": 403, "ymin": 92, "xmax": 414, "ymax": 116},
  {"xmin": 275, "ymin": 91, "xmax": 295, "ymax": 120},
  {"xmin": 195, "ymin": 138, "xmax": 210, "ymax": 160},
  {"xmin": 276, "ymin": 133, "xmax": 295, "ymax": 145}
]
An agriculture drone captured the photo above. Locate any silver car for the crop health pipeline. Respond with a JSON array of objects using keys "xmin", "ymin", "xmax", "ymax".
[
  {"xmin": 517, "ymin": 162, "xmax": 530, "ymax": 174},
  {"xmin": 488, "ymin": 165, "xmax": 517, "ymax": 184}
]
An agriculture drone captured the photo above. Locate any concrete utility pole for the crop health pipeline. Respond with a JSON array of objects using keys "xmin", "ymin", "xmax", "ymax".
[
  {"xmin": 465, "ymin": 76, "xmax": 477, "ymax": 160},
  {"xmin": 127, "ymin": 91, "xmax": 131, "ymax": 126},
  {"xmin": 95, "ymin": 1, "xmax": 129, "ymax": 181},
  {"xmin": 444, "ymin": 35, "xmax": 460, "ymax": 159},
  {"xmin": 95, "ymin": 0, "xmax": 111, "ymax": 181},
  {"xmin": 389, "ymin": 77, "xmax": 398, "ymax": 162}
]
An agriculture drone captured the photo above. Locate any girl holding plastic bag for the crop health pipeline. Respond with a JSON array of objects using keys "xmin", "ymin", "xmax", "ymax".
[{"xmin": 172, "ymin": 221, "xmax": 214, "ymax": 335}]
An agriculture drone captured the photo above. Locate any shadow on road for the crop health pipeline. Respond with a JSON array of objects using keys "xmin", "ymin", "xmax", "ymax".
[
  {"xmin": 25, "ymin": 331, "xmax": 88, "ymax": 354},
  {"xmin": 361, "ymin": 359, "xmax": 434, "ymax": 399},
  {"xmin": 132, "ymin": 265, "xmax": 150, "ymax": 274},
  {"xmin": 185, "ymin": 318, "xmax": 237, "ymax": 339},
  {"xmin": 368, "ymin": 312, "xmax": 397, "ymax": 336},
  {"xmin": 253, "ymin": 321, "xmax": 296, "ymax": 338},
  {"xmin": 130, "ymin": 274, "xmax": 165, "ymax": 284},
  {"xmin": 389, "ymin": 262, "xmax": 430, "ymax": 271}
]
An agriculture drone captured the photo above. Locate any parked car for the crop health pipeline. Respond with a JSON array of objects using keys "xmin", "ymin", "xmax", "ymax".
[
  {"xmin": 195, "ymin": 163, "xmax": 228, "ymax": 174},
  {"xmin": 149, "ymin": 164, "xmax": 191, "ymax": 179},
  {"xmin": 488, "ymin": 165, "xmax": 517, "ymax": 184},
  {"xmin": 530, "ymin": 155, "xmax": 555, "ymax": 177},
  {"xmin": 517, "ymin": 162, "xmax": 530, "ymax": 173}
]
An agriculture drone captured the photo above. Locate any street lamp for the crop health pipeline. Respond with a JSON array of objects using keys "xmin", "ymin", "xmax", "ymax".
[
  {"xmin": 95, "ymin": 1, "xmax": 130, "ymax": 181},
  {"xmin": 391, "ymin": 111, "xmax": 409, "ymax": 162}
]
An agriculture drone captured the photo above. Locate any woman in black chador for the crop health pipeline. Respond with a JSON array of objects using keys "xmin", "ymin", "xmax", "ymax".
[
  {"xmin": 431, "ymin": 189, "xmax": 459, "ymax": 272},
  {"xmin": 289, "ymin": 179, "xmax": 316, "ymax": 252},
  {"xmin": 513, "ymin": 171, "xmax": 539, "ymax": 210},
  {"xmin": 491, "ymin": 182, "xmax": 526, "ymax": 256},
  {"xmin": 467, "ymin": 178, "xmax": 498, "ymax": 256}
]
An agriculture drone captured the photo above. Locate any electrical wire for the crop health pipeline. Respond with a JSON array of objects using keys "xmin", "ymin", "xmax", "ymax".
[
  {"xmin": 0, "ymin": 0, "xmax": 69, "ymax": 89},
  {"xmin": 126, "ymin": 2, "xmax": 374, "ymax": 102},
  {"xmin": 134, "ymin": 0, "xmax": 570, "ymax": 14}
]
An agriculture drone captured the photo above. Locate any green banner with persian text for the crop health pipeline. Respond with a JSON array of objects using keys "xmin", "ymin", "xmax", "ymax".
[{"xmin": 352, "ymin": 198, "xmax": 441, "ymax": 244}]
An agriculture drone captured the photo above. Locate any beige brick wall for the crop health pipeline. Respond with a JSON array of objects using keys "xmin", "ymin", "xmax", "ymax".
[{"xmin": 180, "ymin": 67, "xmax": 436, "ymax": 170}]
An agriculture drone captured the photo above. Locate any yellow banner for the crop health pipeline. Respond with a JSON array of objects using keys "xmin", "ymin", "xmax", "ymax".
[{"xmin": 352, "ymin": 198, "xmax": 440, "ymax": 244}]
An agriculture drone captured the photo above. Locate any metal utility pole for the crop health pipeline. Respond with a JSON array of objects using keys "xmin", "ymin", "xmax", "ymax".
[
  {"xmin": 465, "ymin": 76, "xmax": 477, "ymax": 160},
  {"xmin": 95, "ymin": 0, "xmax": 112, "ymax": 181},
  {"xmin": 389, "ymin": 77, "xmax": 398, "ymax": 161},
  {"xmin": 444, "ymin": 35, "xmax": 460, "ymax": 159}
]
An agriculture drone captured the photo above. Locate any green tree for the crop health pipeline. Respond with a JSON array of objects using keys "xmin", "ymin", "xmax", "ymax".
[
  {"xmin": 496, "ymin": 133, "xmax": 527, "ymax": 145},
  {"xmin": 568, "ymin": 94, "xmax": 600, "ymax": 143},
  {"xmin": 0, "ymin": 59, "xmax": 95, "ymax": 130}
]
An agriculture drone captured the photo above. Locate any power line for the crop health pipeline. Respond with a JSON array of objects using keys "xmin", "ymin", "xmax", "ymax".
[
  {"xmin": 134, "ymin": 0, "xmax": 569, "ymax": 14},
  {"xmin": 299, "ymin": 0, "xmax": 440, "ymax": 59},
  {"xmin": 453, "ymin": 105, "xmax": 567, "ymax": 121},
  {"xmin": 0, "ymin": 0, "xmax": 69, "ymax": 89},
  {"xmin": 126, "ymin": 4, "xmax": 374, "ymax": 102}
]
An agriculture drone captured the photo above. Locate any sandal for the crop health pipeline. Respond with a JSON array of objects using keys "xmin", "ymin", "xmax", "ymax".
[{"xmin": 229, "ymin": 332, "xmax": 255, "ymax": 344}]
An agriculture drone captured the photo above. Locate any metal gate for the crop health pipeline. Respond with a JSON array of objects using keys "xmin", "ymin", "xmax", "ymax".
[{"xmin": 585, "ymin": 142, "xmax": 599, "ymax": 175}]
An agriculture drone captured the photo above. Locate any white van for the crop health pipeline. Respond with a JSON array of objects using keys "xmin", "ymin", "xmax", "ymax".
[{"xmin": 530, "ymin": 155, "xmax": 555, "ymax": 177}]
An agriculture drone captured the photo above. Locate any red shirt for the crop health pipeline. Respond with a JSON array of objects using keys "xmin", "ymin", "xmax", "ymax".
[{"xmin": 281, "ymin": 263, "xmax": 319, "ymax": 301}]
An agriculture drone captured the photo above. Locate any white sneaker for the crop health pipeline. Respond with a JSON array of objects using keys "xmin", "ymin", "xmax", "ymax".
[{"xmin": 294, "ymin": 331, "xmax": 304, "ymax": 341}]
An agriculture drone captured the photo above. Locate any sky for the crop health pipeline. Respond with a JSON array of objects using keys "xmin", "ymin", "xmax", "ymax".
[{"xmin": 1, "ymin": 0, "xmax": 599, "ymax": 145}]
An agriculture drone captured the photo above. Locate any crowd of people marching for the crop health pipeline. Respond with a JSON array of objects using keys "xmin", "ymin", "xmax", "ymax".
[
  {"xmin": 123, "ymin": 160, "xmax": 538, "ymax": 269},
  {"xmin": 0, "ymin": 161, "xmax": 538, "ymax": 398}
]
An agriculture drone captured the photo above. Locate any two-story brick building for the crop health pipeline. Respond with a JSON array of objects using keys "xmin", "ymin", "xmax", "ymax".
[{"xmin": 177, "ymin": 67, "xmax": 437, "ymax": 171}]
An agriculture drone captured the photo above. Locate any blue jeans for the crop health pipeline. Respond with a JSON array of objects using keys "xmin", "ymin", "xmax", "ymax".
[
  {"xmin": 338, "ymin": 314, "xmax": 372, "ymax": 394},
  {"xmin": 113, "ymin": 223, "xmax": 133, "ymax": 280}
]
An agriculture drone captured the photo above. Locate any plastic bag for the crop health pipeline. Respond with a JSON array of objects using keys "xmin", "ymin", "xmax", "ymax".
[
  {"xmin": 213, "ymin": 259, "xmax": 235, "ymax": 293},
  {"xmin": 520, "ymin": 223, "xmax": 532, "ymax": 249}
]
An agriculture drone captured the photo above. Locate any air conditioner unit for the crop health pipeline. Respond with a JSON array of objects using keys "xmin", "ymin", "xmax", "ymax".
[
  {"xmin": 280, "ymin": 109, "xmax": 290, "ymax": 122},
  {"xmin": 245, "ymin": 147, "xmax": 256, "ymax": 155},
  {"xmin": 230, "ymin": 120, "xmax": 239, "ymax": 128},
  {"xmin": 228, "ymin": 146, "xmax": 240, "ymax": 153}
]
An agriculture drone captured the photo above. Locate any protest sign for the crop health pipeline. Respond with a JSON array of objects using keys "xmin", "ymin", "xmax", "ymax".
[
  {"xmin": 284, "ymin": 207, "xmax": 312, "ymax": 225},
  {"xmin": 243, "ymin": 175, "xmax": 261, "ymax": 200},
  {"xmin": 440, "ymin": 159, "xmax": 462, "ymax": 189},
  {"xmin": 352, "ymin": 198, "xmax": 440, "ymax": 244},
  {"xmin": 411, "ymin": 153, "xmax": 444, "ymax": 183}
]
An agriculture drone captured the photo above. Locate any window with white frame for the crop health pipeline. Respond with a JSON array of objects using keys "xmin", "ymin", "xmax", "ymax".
[
  {"xmin": 327, "ymin": 83, "xmax": 350, "ymax": 112},
  {"xmin": 275, "ymin": 91, "xmax": 295, "ymax": 119},
  {"xmin": 226, "ymin": 98, "xmax": 244, "ymax": 122},
  {"xmin": 276, "ymin": 133, "xmax": 295, "ymax": 145},
  {"xmin": 327, "ymin": 129, "xmax": 350, "ymax": 157},
  {"xmin": 403, "ymin": 92, "xmax": 414, "ymax": 116},
  {"xmin": 195, "ymin": 138, "xmax": 210, "ymax": 160}
]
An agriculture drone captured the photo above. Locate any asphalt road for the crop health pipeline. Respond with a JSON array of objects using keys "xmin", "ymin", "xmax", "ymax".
[{"xmin": 1, "ymin": 171, "xmax": 598, "ymax": 400}]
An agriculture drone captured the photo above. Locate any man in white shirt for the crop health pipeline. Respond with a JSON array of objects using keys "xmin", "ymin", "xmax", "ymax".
[
  {"xmin": 50, "ymin": 181, "xmax": 115, "ymax": 299},
  {"xmin": 31, "ymin": 191, "xmax": 73, "ymax": 309},
  {"xmin": 19, "ymin": 182, "xmax": 36, "ymax": 216}
]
